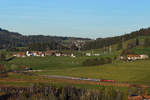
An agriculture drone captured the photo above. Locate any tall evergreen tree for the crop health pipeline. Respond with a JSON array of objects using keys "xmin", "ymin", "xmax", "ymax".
[
  {"xmin": 117, "ymin": 43, "xmax": 123, "ymax": 50},
  {"xmin": 136, "ymin": 38, "xmax": 139, "ymax": 46},
  {"xmin": 144, "ymin": 38, "xmax": 150, "ymax": 47}
]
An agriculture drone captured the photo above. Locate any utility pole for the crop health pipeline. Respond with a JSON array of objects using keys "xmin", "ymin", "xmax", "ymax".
[{"xmin": 109, "ymin": 45, "xmax": 112, "ymax": 54}]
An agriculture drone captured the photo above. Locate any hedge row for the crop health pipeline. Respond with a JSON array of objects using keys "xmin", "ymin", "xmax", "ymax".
[{"xmin": 82, "ymin": 57, "xmax": 112, "ymax": 66}]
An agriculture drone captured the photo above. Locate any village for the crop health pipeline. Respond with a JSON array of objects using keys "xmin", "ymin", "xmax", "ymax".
[
  {"xmin": 13, "ymin": 50, "xmax": 149, "ymax": 62},
  {"xmin": 13, "ymin": 50, "xmax": 76, "ymax": 58}
]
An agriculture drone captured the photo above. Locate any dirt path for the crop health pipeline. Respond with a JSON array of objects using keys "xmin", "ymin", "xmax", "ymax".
[{"xmin": 0, "ymin": 73, "xmax": 149, "ymax": 89}]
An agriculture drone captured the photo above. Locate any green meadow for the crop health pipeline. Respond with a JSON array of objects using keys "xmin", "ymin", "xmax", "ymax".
[
  {"xmin": 8, "ymin": 56, "xmax": 89, "ymax": 70},
  {"xmin": 35, "ymin": 59, "xmax": 150, "ymax": 85},
  {"xmin": 2, "ymin": 36, "xmax": 150, "ymax": 86},
  {"xmin": 7, "ymin": 55, "xmax": 150, "ymax": 85},
  {"xmin": 8, "ymin": 55, "xmax": 115, "ymax": 70}
]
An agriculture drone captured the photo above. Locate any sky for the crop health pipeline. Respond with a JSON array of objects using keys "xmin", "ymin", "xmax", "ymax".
[{"xmin": 0, "ymin": 0, "xmax": 150, "ymax": 39}]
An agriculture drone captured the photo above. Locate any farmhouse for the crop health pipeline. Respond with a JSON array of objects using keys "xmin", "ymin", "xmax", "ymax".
[
  {"xmin": 118, "ymin": 54, "xmax": 149, "ymax": 61},
  {"xmin": 36, "ymin": 51, "xmax": 45, "ymax": 57},
  {"xmin": 55, "ymin": 53, "xmax": 61, "ymax": 56},
  {"xmin": 61, "ymin": 54, "xmax": 68, "ymax": 56},
  {"xmin": 140, "ymin": 54, "xmax": 149, "ymax": 59},
  {"xmin": 86, "ymin": 53, "xmax": 101, "ymax": 56},
  {"xmin": 71, "ymin": 53, "xmax": 76, "ymax": 58},
  {"xmin": 44, "ymin": 50, "xmax": 51, "ymax": 56},
  {"xmin": 127, "ymin": 54, "xmax": 149, "ymax": 61},
  {"xmin": 127, "ymin": 54, "xmax": 141, "ymax": 60},
  {"xmin": 13, "ymin": 52, "xmax": 26, "ymax": 57},
  {"xmin": 26, "ymin": 51, "xmax": 45, "ymax": 57},
  {"xmin": 93, "ymin": 53, "xmax": 101, "ymax": 56},
  {"xmin": 44, "ymin": 50, "xmax": 58, "ymax": 56},
  {"xmin": 26, "ymin": 51, "xmax": 31, "ymax": 56},
  {"xmin": 86, "ymin": 53, "xmax": 91, "ymax": 56}
]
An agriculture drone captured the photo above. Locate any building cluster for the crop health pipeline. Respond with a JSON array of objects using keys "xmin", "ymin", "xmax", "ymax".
[
  {"xmin": 85, "ymin": 53, "xmax": 101, "ymax": 56},
  {"xmin": 13, "ymin": 50, "xmax": 76, "ymax": 58},
  {"xmin": 119, "ymin": 54, "xmax": 149, "ymax": 61},
  {"xmin": 73, "ymin": 40, "xmax": 85, "ymax": 49}
]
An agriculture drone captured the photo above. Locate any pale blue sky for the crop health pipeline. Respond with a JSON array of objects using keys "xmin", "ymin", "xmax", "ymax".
[{"xmin": 0, "ymin": 0, "xmax": 150, "ymax": 38}]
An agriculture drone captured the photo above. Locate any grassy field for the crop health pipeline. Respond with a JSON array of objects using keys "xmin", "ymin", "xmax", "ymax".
[
  {"xmin": 8, "ymin": 56, "xmax": 83, "ymax": 70},
  {"xmin": 34, "ymin": 59, "xmax": 150, "ymax": 85},
  {"xmin": 6, "ymin": 55, "xmax": 150, "ymax": 85},
  {"xmin": 2, "ymin": 36, "xmax": 150, "ymax": 87},
  {"xmin": 0, "ymin": 72, "xmax": 130, "ymax": 92},
  {"xmin": 8, "ymin": 56, "xmax": 113, "ymax": 70}
]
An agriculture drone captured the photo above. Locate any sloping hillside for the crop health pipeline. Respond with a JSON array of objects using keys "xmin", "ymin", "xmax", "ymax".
[
  {"xmin": 83, "ymin": 35, "xmax": 150, "ymax": 58},
  {"xmin": 0, "ymin": 28, "xmax": 90, "ymax": 49},
  {"xmin": 84, "ymin": 28, "xmax": 150, "ymax": 50}
]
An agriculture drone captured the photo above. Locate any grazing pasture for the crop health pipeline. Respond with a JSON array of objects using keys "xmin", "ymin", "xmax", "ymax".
[
  {"xmin": 4, "ymin": 55, "xmax": 150, "ymax": 85},
  {"xmin": 8, "ymin": 56, "xmax": 102, "ymax": 70},
  {"xmin": 34, "ymin": 59, "xmax": 150, "ymax": 85}
]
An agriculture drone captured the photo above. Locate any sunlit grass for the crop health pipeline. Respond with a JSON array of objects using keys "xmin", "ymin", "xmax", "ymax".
[{"xmin": 35, "ymin": 60, "xmax": 150, "ymax": 85}]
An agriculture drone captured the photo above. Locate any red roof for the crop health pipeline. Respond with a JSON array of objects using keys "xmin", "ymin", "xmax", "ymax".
[{"xmin": 127, "ymin": 54, "xmax": 141, "ymax": 57}]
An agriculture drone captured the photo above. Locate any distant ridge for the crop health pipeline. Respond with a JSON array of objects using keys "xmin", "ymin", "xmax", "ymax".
[
  {"xmin": 0, "ymin": 28, "xmax": 90, "ymax": 49},
  {"xmin": 84, "ymin": 27, "xmax": 150, "ymax": 50},
  {"xmin": 1, "ymin": 27, "xmax": 150, "ymax": 50}
]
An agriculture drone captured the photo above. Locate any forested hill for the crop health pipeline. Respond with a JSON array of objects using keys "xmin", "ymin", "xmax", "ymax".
[
  {"xmin": 84, "ymin": 27, "xmax": 150, "ymax": 50},
  {"xmin": 1, "ymin": 27, "xmax": 150, "ymax": 50},
  {"xmin": 0, "ymin": 28, "xmax": 90, "ymax": 50}
]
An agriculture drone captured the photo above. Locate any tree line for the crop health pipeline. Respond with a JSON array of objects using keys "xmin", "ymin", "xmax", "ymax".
[
  {"xmin": 0, "ymin": 28, "xmax": 89, "ymax": 51},
  {"xmin": 0, "ymin": 84, "xmax": 130, "ymax": 100},
  {"xmin": 83, "ymin": 28, "xmax": 150, "ymax": 50}
]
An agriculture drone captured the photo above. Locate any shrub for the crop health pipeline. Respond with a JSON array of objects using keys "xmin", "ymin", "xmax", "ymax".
[
  {"xmin": 0, "ymin": 52, "xmax": 6, "ymax": 61},
  {"xmin": 0, "ymin": 64, "xmax": 8, "ymax": 77},
  {"xmin": 82, "ymin": 57, "xmax": 112, "ymax": 66}
]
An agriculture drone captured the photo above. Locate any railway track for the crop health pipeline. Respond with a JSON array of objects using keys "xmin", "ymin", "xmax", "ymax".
[{"xmin": 42, "ymin": 75, "xmax": 150, "ymax": 88}]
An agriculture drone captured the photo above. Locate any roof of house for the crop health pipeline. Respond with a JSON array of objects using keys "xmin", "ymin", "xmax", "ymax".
[
  {"xmin": 19, "ymin": 52, "xmax": 26, "ymax": 56},
  {"xmin": 127, "ymin": 54, "xmax": 141, "ymax": 57}
]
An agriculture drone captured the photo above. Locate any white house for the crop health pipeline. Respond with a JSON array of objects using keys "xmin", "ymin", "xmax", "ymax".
[
  {"xmin": 93, "ymin": 53, "xmax": 101, "ymax": 56},
  {"xmin": 55, "ymin": 53, "xmax": 61, "ymax": 57},
  {"xmin": 26, "ymin": 51, "xmax": 31, "ymax": 57},
  {"xmin": 71, "ymin": 53, "xmax": 76, "ymax": 58},
  {"xmin": 86, "ymin": 53, "xmax": 91, "ymax": 56},
  {"xmin": 127, "ymin": 55, "xmax": 141, "ymax": 60},
  {"xmin": 127, "ymin": 54, "xmax": 149, "ymax": 61},
  {"xmin": 140, "ymin": 54, "xmax": 149, "ymax": 60}
]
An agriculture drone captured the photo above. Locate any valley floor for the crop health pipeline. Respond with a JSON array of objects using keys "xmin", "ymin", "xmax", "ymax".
[
  {"xmin": 2, "ymin": 58, "xmax": 150, "ymax": 88},
  {"xmin": 34, "ymin": 59, "xmax": 150, "ymax": 85}
]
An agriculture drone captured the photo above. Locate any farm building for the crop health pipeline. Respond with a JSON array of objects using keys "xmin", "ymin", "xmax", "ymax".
[
  {"xmin": 140, "ymin": 54, "xmax": 149, "ymax": 59},
  {"xmin": 44, "ymin": 50, "xmax": 58, "ymax": 56},
  {"xmin": 118, "ymin": 54, "xmax": 149, "ymax": 61},
  {"xmin": 127, "ymin": 54, "xmax": 149, "ymax": 60},
  {"xmin": 55, "ymin": 53, "xmax": 61, "ymax": 56},
  {"xmin": 86, "ymin": 53, "xmax": 101, "ymax": 56},
  {"xmin": 86, "ymin": 53, "xmax": 91, "ymax": 56},
  {"xmin": 13, "ymin": 52, "xmax": 26, "ymax": 57},
  {"xmin": 127, "ymin": 54, "xmax": 141, "ymax": 60}
]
